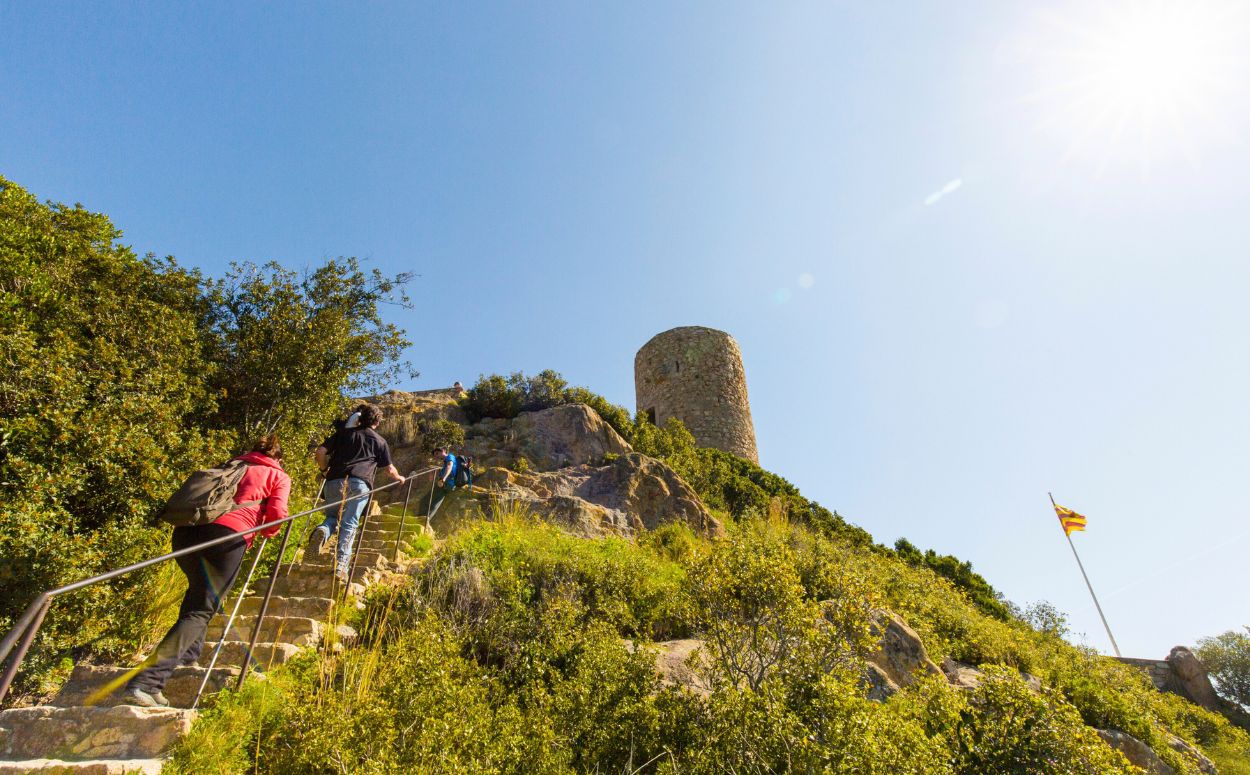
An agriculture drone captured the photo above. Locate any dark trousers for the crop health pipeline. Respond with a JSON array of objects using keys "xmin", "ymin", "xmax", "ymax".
[{"xmin": 129, "ymin": 523, "xmax": 246, "ymax": 692}]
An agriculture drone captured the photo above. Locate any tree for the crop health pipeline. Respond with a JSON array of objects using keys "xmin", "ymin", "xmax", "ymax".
[
  {"xmin": 0, "ymin": 176, "xmax": 227, "ymax": 695},
  {"xmin": 0, "ymin": 177, "xmax": 416, "ymax": 698},
  {"xmin": 201, "ymin": 259, "xmax": 414, "ymax": 481},
  {"xmin": 1196, "ymin": 628, "xmax": 1250, "ymax": 710}
]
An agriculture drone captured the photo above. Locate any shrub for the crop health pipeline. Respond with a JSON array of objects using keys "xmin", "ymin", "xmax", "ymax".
[
  {"xmin": 419, "ymin": 417, "xmax": 466, "ymax": 452},
  {"xmin": 459, "ymin": 371, "xmax": 635, "ymax": 440}
]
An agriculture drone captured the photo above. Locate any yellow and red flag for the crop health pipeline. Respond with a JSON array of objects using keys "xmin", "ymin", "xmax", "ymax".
[{"xmin": 1053, "ymin": 504, "xmax": 1087, "ymax": 536}]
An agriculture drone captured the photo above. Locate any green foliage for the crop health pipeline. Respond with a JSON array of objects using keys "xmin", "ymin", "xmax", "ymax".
[
  {"xmin": 172, "ymin": 512, "xmax": 1250, "ymax": 773},
  {"xmin": 418, "ymin": 417, "xmax": 466, "ymax": 453},
  {"xmin": 688, "ymin": 518, "xmax": 877, "ymax": 693},
  {"xmin": 949, "ymin": 667, "xmax": 1137, "ymax": 773},
  {"xmin": 202, "ymin": 258, "xmax": 413, "ymax": 482},
  {"xmin": 894, "ymin": 538, "xmax": 1013, "ymax": 621},
  {"xmin": 418, "ymin": 518, "xmax": 689, "ymax": 644},
  {"xmin": 0, "ymin": 176, "xmax": 227, "ymax": 695},
  {"xmin": 1197, "ymin": 628, "xmax": 1250, "ymax": 709},
  {"xmin": 459, "ymin": 371, "xmax": 635, "ymax": 440},
  {"xmin": 0, "ymin": 177, "xmax": 414, "ymax": 698}
]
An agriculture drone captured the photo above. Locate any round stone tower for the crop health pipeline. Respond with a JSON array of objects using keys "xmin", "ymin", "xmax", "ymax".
[{"xmin": 634, "ymin": 326, "xmax": 759, "ymax": 464}]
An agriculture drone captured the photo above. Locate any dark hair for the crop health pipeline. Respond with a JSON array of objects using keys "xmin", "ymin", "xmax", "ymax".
[
  {"xmin": 432, "ymin": 447, "xmax": 446, "ymax": 454},
  {"xmin": 357, "ymin": 403, "xmax": 383, "ymax": 428},
  {"xmin": 252, "ymin": 433, "xmax": 283, "ymax": 460}
]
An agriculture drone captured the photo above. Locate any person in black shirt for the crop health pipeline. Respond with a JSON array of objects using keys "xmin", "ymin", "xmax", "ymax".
[{"xmin": 310, "ymin": 404, "xmax": 403, "ymax": 582}]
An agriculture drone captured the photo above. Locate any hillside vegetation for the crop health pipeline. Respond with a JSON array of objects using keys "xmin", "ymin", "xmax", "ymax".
[{"xmin": 166, "ymin": 375, "xmax": 1250, "ymax": 774}]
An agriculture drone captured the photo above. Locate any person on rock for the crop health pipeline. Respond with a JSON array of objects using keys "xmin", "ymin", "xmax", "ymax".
[
  {"xmin": 428, "ymin": 447, "xmax": 460, "ymax": 515},
  {"xmin": 309, "ymin": 404, "xmax": 403, "ymax": 583},
  {"xmin": 123, "ymin": 434, "xmax": 290, "ymax": 708}
]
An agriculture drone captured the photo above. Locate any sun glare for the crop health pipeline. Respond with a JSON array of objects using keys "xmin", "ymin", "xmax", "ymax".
[{"xmin": 1014, "ymin": 1, "xmax": 1250, "ymax": 173}]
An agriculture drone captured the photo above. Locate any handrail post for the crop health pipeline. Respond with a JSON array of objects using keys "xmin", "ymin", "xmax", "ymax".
[
  {"xmin": 344, "ymin": 489, "xmax": 375, "ymax": 591},
  {"xmin": 194, "ymin": 537, "xmax": 268, "ymax": 709},
  {"xmin": 393, "ymin": 474, "xmax": 416, "ymax": 562},
  {"xmin": 235, "ymin": 519, "xmax": 294, "ymax": 689},
  {"xmin": 425, "ymin": 473, "xmax": 437, "ymax": 532},
  {"xmin": 0, "ymin": 596, "xmax": 51, "ymax": 705}
]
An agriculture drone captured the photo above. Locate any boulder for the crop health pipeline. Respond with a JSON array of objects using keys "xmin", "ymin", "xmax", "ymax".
[
  {"xmin": 459, "ymin": 404, "xmax": 632, "ymax": 472},
  {"xmin": 1166, "ymin": 734, "xmax": 1219, "ymax": 775},
  {"xmin": 940, "ymin": 657, "xmax": 985, "ymax": 690},
  {"xmin": 1095, "ymin": 729, "xmax": 1175, "ymax": 775},
  {"xmin": 646, "ymin": 639, "xmax": 712, "ymax": 696},
  {"xmin": 1166, "ymin": 647, "xmax": 1224, "ymax": 710},
  {"xmin": 865, "ymin": 610, "xmax": 941, "ymax": 691},
  {"xmin": 864, "ymin": 663, "xmax": 901, "ymax": 701},
  {"xmin": 472, "ymin": 454, "xmax": 721, "ymax": 538}
]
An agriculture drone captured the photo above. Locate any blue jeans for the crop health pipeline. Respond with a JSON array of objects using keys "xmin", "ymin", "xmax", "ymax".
[{"xmin": 319, "ymin": 476, "xmax": 370, "ymax": 573}]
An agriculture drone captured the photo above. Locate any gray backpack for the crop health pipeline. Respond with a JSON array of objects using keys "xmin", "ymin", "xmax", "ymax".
[{"xmin": 158, "ymin": 460, "xmax": 261, "ymax": 526}]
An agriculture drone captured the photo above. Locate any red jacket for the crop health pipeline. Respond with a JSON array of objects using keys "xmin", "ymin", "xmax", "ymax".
[{"xmin": 211, "ymin": 451, "xmax": 291, "ymax": 546}]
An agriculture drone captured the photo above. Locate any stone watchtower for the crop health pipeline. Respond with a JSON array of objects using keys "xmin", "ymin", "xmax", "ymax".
[{"xmin": 634, "ymin": 326, "xmax": 759, "ymax": 463}]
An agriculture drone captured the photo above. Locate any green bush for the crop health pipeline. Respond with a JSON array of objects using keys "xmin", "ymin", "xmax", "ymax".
[
  {"xmin": 419, "ymin": 417, "xmax": 466, "ymax": 452},
  {"xmin": 459, "ymin": 371, "xmax": 635, "ymax": 440}
]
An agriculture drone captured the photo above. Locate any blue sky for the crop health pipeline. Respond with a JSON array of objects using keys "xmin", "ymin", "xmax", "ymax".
[{"xmin": 4, "ymin": 2, "xmax": 1249, "ymax": 659}]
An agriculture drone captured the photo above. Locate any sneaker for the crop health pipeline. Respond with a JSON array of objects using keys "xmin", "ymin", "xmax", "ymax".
[
  {"xmin": 334, "ymin": 567, "xmax": 350, "ymax": 585},
  {"xmin": 121, "ymin": 686, "xmax": 169, "ymax": 708},
  {"xmin": 307, "ymin": 526, "xmax": 330, "ymax": 556}
]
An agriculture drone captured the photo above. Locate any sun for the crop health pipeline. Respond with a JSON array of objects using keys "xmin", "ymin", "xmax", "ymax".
[{"xmin": 1013, "ymin": 1, "xmax": 1250, "ymax": 173}]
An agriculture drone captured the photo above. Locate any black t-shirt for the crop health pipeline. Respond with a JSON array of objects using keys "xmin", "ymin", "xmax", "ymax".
[{"xmin": 321, "ymin": 427, "xmax": 392, "ymax": 486}]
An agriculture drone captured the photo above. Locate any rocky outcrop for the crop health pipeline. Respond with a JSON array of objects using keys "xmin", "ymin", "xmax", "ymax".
[
  {"xmin": 940, "ymin": 658, "xmax": 986, "ymax": 691},
  {"xmin": 1167, "ymin": 734, "xmax": 1218, "ymax": 775},
  {"xmin": 1096, "ymin": 729, "xmax": 1176, "ymax": 775},
  {"xmin": 1167, "ymin": 647, "xmax": 1225, "ymax": 710},
  {"xmin": 470, "ymin": 454, "xmax": 721, "ymax": 538},
  {"xmin": 462, "ymin": 404, "xmax": 632, "ymax": 471},
  {"xmin": 866, "ymin": 610, "xmax": 941, "ymax": 694},
  {"xmin": 646, "ymin": 640, "xmax": 712, "ymax": 696}
]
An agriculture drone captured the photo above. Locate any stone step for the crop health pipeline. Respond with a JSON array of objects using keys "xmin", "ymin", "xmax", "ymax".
[
  {"xmin": 271, "ymin": 573, "xmax": 335, "ymax": 598},
  {"xmin": 0, "ymin": 758, "xmax": 164, "ymax": 773},
  {"xmin": 236, "ymin": 595, "xmax": 334, "ymax": 619},
  {"xmin": 197, "ymin": 640, "xmax": 301, "ymax": 670},
  {"xmin": 0, "ymin": 706, "xmax": 193, "ymax": 760},
  {"xmin": 206, "ymin": 616, "xmax": 323, "ymax": 647},
  {"xmin": 300, "ymin": 548, "xmax": 388, "ymax": 568},
  {"xmin": 52, "ymin": 665, "xmax": 237, "ymax": 709}
]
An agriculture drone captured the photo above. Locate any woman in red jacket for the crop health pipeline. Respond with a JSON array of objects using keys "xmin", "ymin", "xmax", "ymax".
[{"xmin": 123, "ymin": 435, "xmax": 291, "ymax": 707}]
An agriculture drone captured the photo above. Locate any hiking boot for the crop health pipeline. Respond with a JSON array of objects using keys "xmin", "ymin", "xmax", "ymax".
[
  {"xmin": 121, "ymin": 686, "xmax": 169, "ymax": 708},
  {"xmin": 307, "ymin": 526, "xmax": 330, "ymax": 556},
  {"xmin": 334, "ymin": 567, "xmax": 350, "ymax": 585}
]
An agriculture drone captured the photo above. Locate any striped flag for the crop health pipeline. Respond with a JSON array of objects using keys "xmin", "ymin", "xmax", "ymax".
[{"xmin": 1053, "ymin": 503, "xmax": 1087, "ymax": 536}]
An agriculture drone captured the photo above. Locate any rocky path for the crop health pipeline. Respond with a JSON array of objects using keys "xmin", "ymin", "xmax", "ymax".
[{"xmin": 0, "ymin": 504, "xmax": 424, "ymax": 774}]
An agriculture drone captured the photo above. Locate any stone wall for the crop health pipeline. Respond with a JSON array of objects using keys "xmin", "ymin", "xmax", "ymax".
[
  {"xmin": 1115, "ymin": 657, "xmax": 1173, "ymax": 691},
  {"xmin": 634, "ymin": 326, "xmax": 759, "ymax": 464}
]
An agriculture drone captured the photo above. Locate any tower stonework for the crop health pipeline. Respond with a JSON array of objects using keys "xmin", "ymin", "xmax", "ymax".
[{"xmin": 634, "ymin": 326, "xmax": 759, "ymax": 464}]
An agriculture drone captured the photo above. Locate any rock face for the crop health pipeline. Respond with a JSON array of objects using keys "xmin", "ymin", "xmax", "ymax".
[
  {"xmin": 1096, "ymin": 729, "xmax": 1176, "ymax": 775},
  {"xmin": 1166, "ymin": 647, "xmax": 1225, "ymax": 711},
  {"xmin": 863, "ymin": 609, "xmax": 941, "ymax": 698},
  {"xmin": 454, "ymin": 404, "xmax": 632, "ymax": 472},
  {"xmin": 471, "ymin": 453, "xmax": 722, "ymax": 538},
  {"xmin": 0, "ymin": 706, "xmax": 193, "ymax": 760}
]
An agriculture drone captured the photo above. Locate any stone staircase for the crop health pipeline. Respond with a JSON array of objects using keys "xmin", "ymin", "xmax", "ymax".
[{"xmin": 0, "ymin": 504, "xmax": 426, "ymax": 774}]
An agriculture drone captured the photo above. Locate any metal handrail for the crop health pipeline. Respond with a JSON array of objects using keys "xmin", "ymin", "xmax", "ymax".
[{"xmin": 0, "ymin": 467, "xmax": 434, "ymax": 705}]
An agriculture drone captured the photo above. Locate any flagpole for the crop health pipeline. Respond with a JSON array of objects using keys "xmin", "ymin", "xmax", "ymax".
[{"xmin": 1049, "ymin": 492, "xmax": 1122, "ymax": 658}]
